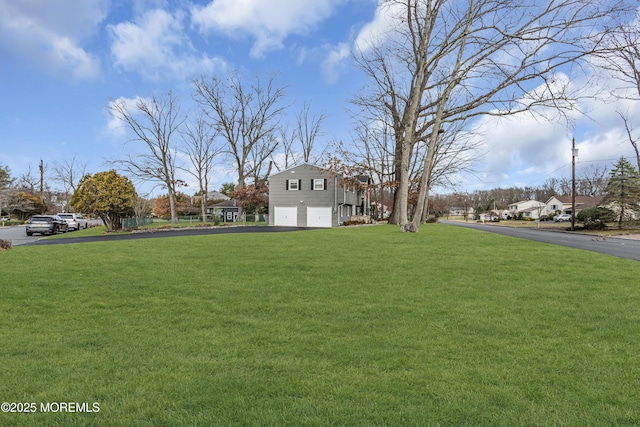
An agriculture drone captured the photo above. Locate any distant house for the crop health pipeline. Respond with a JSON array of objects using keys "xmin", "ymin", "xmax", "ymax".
[
  {"xmin": 479, "ymin": 210, "xmax": 500, "ymax": 222},
  {"xmin": 508, "ymin": 200, "xmax": 546, "ymax": 219},
  {"xmin": 268, "ymin": 164, "xmax": 366, "ymax": 227},
  {"xmin": 207, "ymin": 199, "xmax": 240, "ymax": 222},
  {"xmin": 449, "ymin": 206, "xmax": 475, "ymax": 217},
  {"xmin": 544, "ymin": 195, "xmax": 603, "ymax": 216}
]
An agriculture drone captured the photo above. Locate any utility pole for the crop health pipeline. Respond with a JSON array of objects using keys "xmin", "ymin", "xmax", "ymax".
[
  {"xmin": 571, "ymin": 137, "xmax": 577, "ymax": 231},
  {"xmin": 39, "ymin": 159, "xmax": 44, "ymax": 201}
]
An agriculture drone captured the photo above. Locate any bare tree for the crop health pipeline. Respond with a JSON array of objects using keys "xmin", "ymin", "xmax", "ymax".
[
  {"xmin": 51, "ymin": 156, "xmax": 87, "ymax": 211},
  {"xmin": 16, "ymin": 164, "xmax": 40, "ymax": 193},
  {"xmin": 134, "ymin": 193, "xmax": 153, "ymax": 226},
  {"xmin": 599, "ymin": 16, "xmax": 640, "ymax": 171},
  {"xmin": 275, "ymin": 101, "xmax": 327, "ymax": 172},
  {"xmin": 619, "ymin": 112, "xmax": 640, "ymax": 171},
  {"xmin": 353, "ymin": 0, "xmax": 633, "ymax": 232},
  {"xmin": 181, "ymin": 114, "xmax": 221, "ymax": 221},
  {"xmin": 278, "ymin": 125, "xmax": 299, "ymax": 170},
  {"xmin": 193, "ymin": 72, "xmax": 286, "ymax": 189},
  {"xmin": 296, "ymin": 101, "xmax": 327, "ymax": 164},
  {"xmin": 577, "ymin": 164, "xmax": 609, "ymax": 196},
  {"xmin": 558, "ymin": 177, "xmax": 573, "ymax": 197},
  {"xmin": 109, "ymin": 91, "xmax": 186, "ymax": 223}
]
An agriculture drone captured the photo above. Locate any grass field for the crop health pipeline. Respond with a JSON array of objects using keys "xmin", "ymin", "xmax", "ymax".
[{"xmin": 1, "ymin": 224, "xmax": 639, "ymax": 426}]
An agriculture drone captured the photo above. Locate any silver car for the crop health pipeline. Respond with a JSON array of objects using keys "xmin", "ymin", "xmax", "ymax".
[
  {"xmin": 26, "ymin": 215, "xmax": 69, "ymax": 236},
  {"xmin": 554, "ymin": 214, "xmax": 572, "ymax": 222}
]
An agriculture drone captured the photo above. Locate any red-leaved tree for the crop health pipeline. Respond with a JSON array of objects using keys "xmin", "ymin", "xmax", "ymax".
[{"xmin": 229, "ymin": 185, "xmax": 269, "ymax": 221}]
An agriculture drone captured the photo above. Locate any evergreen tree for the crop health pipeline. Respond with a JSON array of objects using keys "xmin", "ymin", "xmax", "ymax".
[
  {"xmin": 0, "ymin": 163, "xmax": 13, "ymax": 190},
  {"xmin": 71, "ymin": 170, "xmax": 137, "ymax": 231},
  {"xmin": 602, "ymin": 157, "xmax": 640, "ymax": 227}
]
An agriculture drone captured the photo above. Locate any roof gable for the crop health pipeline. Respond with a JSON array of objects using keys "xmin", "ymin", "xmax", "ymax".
[
  {"xmin": 269, "ymin": 163, "xmax": 327, "ymax": 178},
  {"xmin": 555, "ymin": 195, "xmax": 603, "ymax": 207}
]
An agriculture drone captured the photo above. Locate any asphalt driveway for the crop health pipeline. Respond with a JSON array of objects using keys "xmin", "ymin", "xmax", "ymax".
[
  {"xmin": 19, "ymin": 225, "xmax": 312, "ymax": 246},
  {"xmin": 441, "ymin": 220, "xmax": 640, "ymax": 261}
]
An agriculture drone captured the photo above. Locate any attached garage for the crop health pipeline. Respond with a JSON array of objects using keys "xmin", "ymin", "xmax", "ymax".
[
  {"xmin": 274, "ymin": 206, "xmax": 298, "ymax": 226},
  {"xmin": 307, "ymin": 207, "xmax": 332, "ymax": 228}
]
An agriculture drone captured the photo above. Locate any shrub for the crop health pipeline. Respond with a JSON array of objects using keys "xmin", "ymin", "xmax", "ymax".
[
  {"xmin": 576, "ymin": 207, "xmax": 616, "ymax": 223},
  {"xmin": 0, "ymin": 239, "xmax": 12, "ymax": 251},
  {"xmin": 343, "ymin": 218, "xmax": 368, "ymax": 226}
]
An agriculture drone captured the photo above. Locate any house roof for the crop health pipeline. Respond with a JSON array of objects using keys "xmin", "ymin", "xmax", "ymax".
[
  {"xmin": 269, "ymin": 163, "xmax": 327, "ymax": 177},
  {"xmin": 520, "ymin": 206, "xmax": 542, "ymax": 213},
  {"xmin": 207, "ymin": 199, "xmax": 238, "ymax": 208},
  {"xmin": 554, "ymin": 195, "xmax": 603, "ymax": 208},
  {"xmin": 508, "ymin": 199, "xmax": 544, "ymax": 208}
]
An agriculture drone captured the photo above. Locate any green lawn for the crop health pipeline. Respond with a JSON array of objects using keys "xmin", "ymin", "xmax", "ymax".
[{"xmin": 1, "ymin": 224, "xmax": 639, "ymax": 426}]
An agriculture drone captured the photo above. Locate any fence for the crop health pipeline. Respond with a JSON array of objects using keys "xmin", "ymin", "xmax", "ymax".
[
  {"xmin": 121, "ymin": 217, "xmax": 154, "ymax": 229},
  {"xmin": 122, "ymin": 214, "xmax": 268, "ymax": 228},
  {"xmin": 179, "ymin": 213, "xmax": 268, "ymax": 224}
]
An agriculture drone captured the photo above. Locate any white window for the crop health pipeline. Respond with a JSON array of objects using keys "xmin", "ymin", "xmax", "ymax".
[
  {"xmin": 287, "ymin": 179, "xmax": 300, "ymax": 191},
  {"xmin": 313, "ymin": 179, "xmax": 326, "ymax": 191}
]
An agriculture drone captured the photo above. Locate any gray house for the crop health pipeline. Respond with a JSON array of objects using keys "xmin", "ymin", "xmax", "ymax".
[
  {"xmin": 207, "ymin": 199, "xmax": 240, "ymax": 222},
  {"xmin": 269, "ymin": 164, "xmax": 364, "ymax": 227}
]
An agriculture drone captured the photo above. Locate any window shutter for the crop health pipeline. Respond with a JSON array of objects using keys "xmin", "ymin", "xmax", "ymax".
[
  {"xmin": 298, "ymin": 179, "xmax": 302, "ymax": 190},
  {"xmin": 286, "ymin": 180, "xmax": 289, "ymax": 190},
  {"xmin": 311, "ymin": 179, "xmax": 314, "ymax": 190},
  {"xmin": 324, "ymin": 179, "xmax": 327, "ymax": 190}
]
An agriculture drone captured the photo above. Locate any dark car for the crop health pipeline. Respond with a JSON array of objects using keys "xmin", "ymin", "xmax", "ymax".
[{"xmin": 26, "ymin": 215, "xmax": 69, "ymax": 236}]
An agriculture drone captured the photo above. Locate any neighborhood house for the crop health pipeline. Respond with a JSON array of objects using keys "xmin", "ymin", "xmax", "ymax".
[
  {"xmin": 269, "ymin": 164, "xmax": 366, "ymax": 227},
  {"xmin": 544, "ymin": 195, "xmax": 603, "ymax": 216},
  {"xmin": 501, "ymin": 196, "xmax": 604, "ymax": 220},
  {"xmin": 507, "ymin": 200, "xmax": 546, "ymax": 219}
]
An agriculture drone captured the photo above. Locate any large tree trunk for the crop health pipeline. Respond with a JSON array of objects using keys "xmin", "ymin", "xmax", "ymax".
[
  {"xmin": 389, "ymin": 150, "xmax": 411, "ymax": 225},
  {"xmin": 200, "ymin": 195, "xmax": 207, "ymax": 222}
]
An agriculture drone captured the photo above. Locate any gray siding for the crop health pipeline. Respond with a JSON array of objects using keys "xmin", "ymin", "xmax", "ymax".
[{"xmin": 269, "ymin": 164, "xmax": 361, "ymax": 227}]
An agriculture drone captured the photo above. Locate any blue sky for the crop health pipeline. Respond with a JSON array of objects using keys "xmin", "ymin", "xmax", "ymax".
[{"xmin": 1, "ymin": 0, "xmax": 639, "ymax": 197}]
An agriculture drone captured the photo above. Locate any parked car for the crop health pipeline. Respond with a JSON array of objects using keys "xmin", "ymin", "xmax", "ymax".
[
  {"xmin": 26, "ymin": 215, "xmax": 69, "ymax": 236},
  {"xmin": 57, "ymin": 212, "xmax": 88, "ymax": 231},
  {"xmin": 554, "ymin": 214, "xmax": 572, "ymax": 222}
]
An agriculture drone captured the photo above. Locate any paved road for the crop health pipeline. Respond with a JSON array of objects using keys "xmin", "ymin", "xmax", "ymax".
[
  {"xmin": 441, "ymin": 220, "xmax": 640, "ymax": 261},
  {"xmin": 0, "ymin": 225, "xmax": 43, "ymax": 246},
  {"xmin": 0, "ymin": 220, "xmax": 104, "ymax": 246}
]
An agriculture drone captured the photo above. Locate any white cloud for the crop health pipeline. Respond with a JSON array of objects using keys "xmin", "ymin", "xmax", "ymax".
[
  {"xmin": 322, "ymin": 0, "xmax": 399, "ymax": 83},
  {"xmin": 464, "ymin": 69, "xmax": 640, "ymax": 191},
  {"xmin": 108, "ymin": 8, "xmax": 226, "ymax": 81},
  {"xmin": 0, "ymin": 0, "xmax": 105, "ymax": 80},
  {"xmin": 321, "ymin": 42, "xmax": 351, "ymax": 84},
  {"xmin": 352, "ymin": 0, "xmax": 397, "ymax": 53},
  {"xmin": 191, "ymin": 0, "xmax": 343, "ymax": 58}
]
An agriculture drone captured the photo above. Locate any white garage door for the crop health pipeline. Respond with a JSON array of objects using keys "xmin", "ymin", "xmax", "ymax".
[
  {"xmin": 274, "ymin": 207, "xmax": 298, "ymax": 226},
  {"xmin": 307, "ymin": 207, "xmax": 332, "ymax": 228}
]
